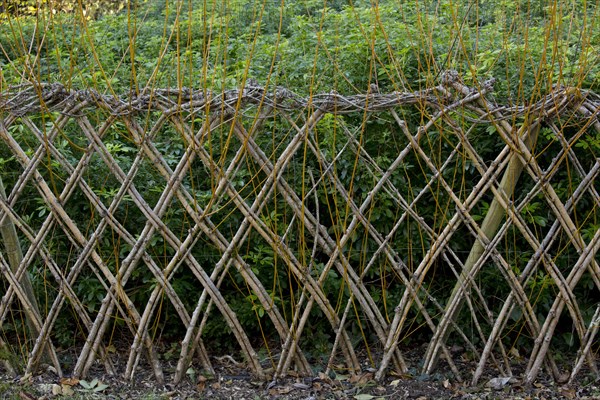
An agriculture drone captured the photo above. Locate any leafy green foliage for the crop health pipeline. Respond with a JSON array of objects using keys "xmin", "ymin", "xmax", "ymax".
[{"xmin": 0, "ymin": 0, "xmax": 127, "ymax": 19}]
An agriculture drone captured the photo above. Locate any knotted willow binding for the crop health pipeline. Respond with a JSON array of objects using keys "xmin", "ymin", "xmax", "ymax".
[{"xmin": 0, "ymin": 71, "xmax": 598, "ymax": 384}]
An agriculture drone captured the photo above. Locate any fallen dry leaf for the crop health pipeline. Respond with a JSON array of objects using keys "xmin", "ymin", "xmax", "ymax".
[
  {"xmin": 292, "ymin": 382, "xmax": 310, "ymax": 390},
  {"xmin": 269, "ymin": 385, "xmax": 293, "ymax": 395},
  {"xmin": 60, "ymin": 377, "xmax": 79, "ymax": 386},
  {"xmin": 486, "ymin": 376, "xmax": 512, "ymax": 390},
  {"xmin": 557, "ymin": 373, "xmax": 570, "ymax": 384},
  {"xmin": 61, "ymin": 384, "xmax": 74, "ymax": 396},
  {"xmin": 350, "ymin": 372, "xmax": 374, "ymax": 385},
  {"xmin": 18, "ymin": 392, "xmax": 36, "ymax": 400},
  {"xmin": 560, "ymin": 387, "xmax": 576, "ymax": 399},
  {"xmin": 509, "ymin": 347, "xmax": 521, "ymax": 359},
  {"xmin": 318, "ymin": 372, "xmax": 332, "ymax": 384},
  {"xmin": 52, "ymin": 384, "xmax": 62, "ymax": 395}
]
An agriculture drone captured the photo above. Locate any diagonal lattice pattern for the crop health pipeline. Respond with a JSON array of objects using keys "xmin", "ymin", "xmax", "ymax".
[{"xmin": 0, "ymin": 72, "xmax": 598, "ymax": 384}]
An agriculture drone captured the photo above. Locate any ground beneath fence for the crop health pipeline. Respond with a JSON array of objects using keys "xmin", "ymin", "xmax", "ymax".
[
  {"xmin": 1, "ymin": 347, "xmax": 598, "ymax": 399},
  {"xmin": 1, "ymin": 368, "xmax": 599, "ymax": 399}
]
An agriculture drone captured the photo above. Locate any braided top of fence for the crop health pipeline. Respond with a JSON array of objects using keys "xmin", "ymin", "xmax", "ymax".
[
  {"xmin": 0, "ymin": 71, "xmax": 599, "ymax": 386},
  {"xmin": 3, "ymin": 71, "xmax": 598, "ymax": 117}
]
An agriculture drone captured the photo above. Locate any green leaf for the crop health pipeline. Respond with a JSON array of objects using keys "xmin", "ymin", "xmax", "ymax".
[
  {"xmin": 93, "ymin": 382, "xmax": 109, "ymax": 392},
  {"xmin": 354, "ymin": 394, "xmax": 375, "ymax": 400},
  {"xmin": 79, "ymin": 380, "xmax": 92, "ymax": 389}
]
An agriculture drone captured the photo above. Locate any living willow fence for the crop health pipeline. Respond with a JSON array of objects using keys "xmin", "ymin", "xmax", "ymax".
[{"xmin": 0, "ymin": 71, "xmax": 598, "ymax": 385}]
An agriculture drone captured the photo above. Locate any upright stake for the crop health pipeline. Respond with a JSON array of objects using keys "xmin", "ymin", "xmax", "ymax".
[
  {"xmin": 425, "ymin": 119, "xmax": 540, "ymax": 372},
  {"xmin": 0, "ymin": 174, "xmax": 44, "ymax": 366}
]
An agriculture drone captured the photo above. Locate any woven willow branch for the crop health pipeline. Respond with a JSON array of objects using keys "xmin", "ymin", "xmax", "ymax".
[{"xmin": 0, "ymin": 74, "xmax": 598, "ymax": 384}]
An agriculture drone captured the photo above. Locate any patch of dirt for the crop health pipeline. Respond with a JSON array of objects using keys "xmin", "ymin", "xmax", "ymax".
[
  {"xmin": 2, "ymin": 369, "xmax": 600, "ymax": 400},
  {"xmin": 1, "ymin": 346, "xmax": 598, "ymax": 399},
  {"xmin": 2, "ymin": 367, "xmax": 600, "ymax": 399}
]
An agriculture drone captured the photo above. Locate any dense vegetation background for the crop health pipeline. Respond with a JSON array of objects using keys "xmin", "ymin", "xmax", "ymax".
[
  {"xmin": 0, "ymin": 0, "xmax": 598, "ymax": 369},
  {"xmin": 2, "ymin": 0, "xmax": 598, "ymax": 96}
]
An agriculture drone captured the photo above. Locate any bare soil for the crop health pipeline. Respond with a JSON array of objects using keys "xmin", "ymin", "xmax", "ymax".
[{"xmin": 1, "ymin": 346, "xmax": 598, "ymax": 399}]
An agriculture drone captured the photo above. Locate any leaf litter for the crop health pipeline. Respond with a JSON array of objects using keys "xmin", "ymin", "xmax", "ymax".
[{"xmin": 0, "ymin": 350, "xmax": 598, "ymax": 399}]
